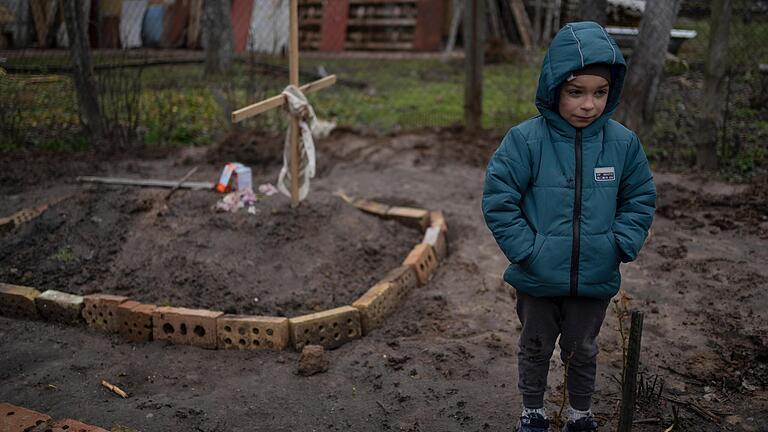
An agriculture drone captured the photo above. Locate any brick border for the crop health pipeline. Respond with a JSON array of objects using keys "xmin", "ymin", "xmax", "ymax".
[{"xmin": 0, "ymin": 199, "xmax": 448, "ymax": 352}]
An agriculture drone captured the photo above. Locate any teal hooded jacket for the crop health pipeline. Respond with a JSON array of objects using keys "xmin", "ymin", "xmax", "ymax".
[{"xmin": 482, "ymin": 22, "xmax": 656, "ymax": 299}]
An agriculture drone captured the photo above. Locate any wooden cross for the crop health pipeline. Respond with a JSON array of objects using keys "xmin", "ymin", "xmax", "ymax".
[{"xmin": 231, "ymin": 0, "xmax": 336, "ymax": 207}]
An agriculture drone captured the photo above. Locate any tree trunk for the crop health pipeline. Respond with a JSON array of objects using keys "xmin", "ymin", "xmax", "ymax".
[
  {"xmin": 580, "ymin": 0, "xmax": 607, "ymax": 25},
  {"xmin": 62, "ymin": 0, "xmax": 103, "ymax": 140},
  {"xmin": 696, "ymin": 0, "xmax": 732, "ymax": 171},
  {"xmin": 464, "ymin": 0, "xmax": 485, "ymax": 133},
  {"xmin": 203, "ymin": 0, "xmax": 234, "ymax": 76},
  {"xmin": 615, "ymin": 0, "xmax": 682, "ymax": 134}
]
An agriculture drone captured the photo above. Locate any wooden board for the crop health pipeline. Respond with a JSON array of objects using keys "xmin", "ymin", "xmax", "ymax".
[
  {"xmin": 319, "ymin": 0, "xmax": 349, "ymax": 51},
  {"xmin": 231, "ymin": 0, "xmax": 254, "ymax": 52},
  {"xmin": 162, "ymin": 0, "xmax": 190, "ymax": 48}
]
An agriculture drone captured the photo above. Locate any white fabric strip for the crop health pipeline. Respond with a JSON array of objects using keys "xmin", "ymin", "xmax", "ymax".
[{"xmin": 277, "ymin": 85, "xmax": 317, "ymax": 202}]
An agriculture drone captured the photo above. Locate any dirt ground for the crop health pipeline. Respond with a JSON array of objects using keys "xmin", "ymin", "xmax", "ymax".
[{"xmin": 1, "ymin": 131, "xmax": 767, "ymax": 432}]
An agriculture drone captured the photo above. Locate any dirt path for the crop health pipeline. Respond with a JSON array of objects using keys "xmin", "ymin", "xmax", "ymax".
[{"xmin": 1, "ymin": 132, "xmax": 766, "ymax": 431}]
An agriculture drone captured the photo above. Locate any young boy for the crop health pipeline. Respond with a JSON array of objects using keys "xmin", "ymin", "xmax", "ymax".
[{"xmin": 482, "ymin": 22, "xmax": 656, "ymax": 431}]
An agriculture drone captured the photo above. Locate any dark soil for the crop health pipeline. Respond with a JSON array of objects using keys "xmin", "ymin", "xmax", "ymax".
[
  {"xmin": 0, "ymin": 172, "xmax": 419, "ymax": 318},
  {"xmin": 1, "ymin": 131, "xmax": 767, "ymax": 432}
]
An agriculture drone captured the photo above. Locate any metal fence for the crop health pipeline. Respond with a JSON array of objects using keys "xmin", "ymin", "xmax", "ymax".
[{"xmin": 0, "ymin": 0, "xmax": 766, "ymax": 175}]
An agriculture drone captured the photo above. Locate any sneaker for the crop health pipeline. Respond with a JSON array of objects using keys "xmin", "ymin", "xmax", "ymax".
[
  {"xmin": 561, "ymin": 414, "xmax": 598, "ymax": 431},
  {"xmin": 516, "ymin": 412, "xmax": 550, "ymax": 432}
]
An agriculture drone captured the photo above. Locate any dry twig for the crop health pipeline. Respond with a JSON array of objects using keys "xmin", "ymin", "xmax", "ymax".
[{"xmin": 101, "ymin": 380, "xmax": 129, "ymax": 398}]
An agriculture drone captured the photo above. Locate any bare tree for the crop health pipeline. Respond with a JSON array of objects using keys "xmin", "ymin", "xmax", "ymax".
[
  {"xmin": 580, "ymin": 0, "xmax": 607, "ymax": 25},
  {"xmin": 203, "ymin": 0, "xmax": 234, "ymax": 76},
  {"xmin": 615, "ymin": 0, "xmax": 682, "ymax": 134},
  {"xmin": 464, "ymin": 0, "xmax": 485, "ymax": 133},
  {"xmin": 62, "ymin": 0, "xmax": 103, "ymax": 140},
  {"xmin": 696, "ymin": 0, "xmax": 732, "ymax": 170}
]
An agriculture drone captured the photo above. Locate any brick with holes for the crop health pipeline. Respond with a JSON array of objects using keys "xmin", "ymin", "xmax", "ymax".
[
  {"xmin": 217, "ymin": 315, "xmax": 290, "ymax": 350},
  {"xmin": 402, "ymin": 243, "xmax": 438, "ymax": 285},
  {"xmin": 36, "ymin": 290, "xmax": 84, "ymax": 325},
  {"xmin": 381, "ymin": 265, "xmax": 420, "ymax": 294},
  {"xmin": 288, "ymin": 306, "xmax": 361, "ymax": 351},
  {"xmin": 45, "ymin": 418, "xmax": 110, "ymax": 432},
  {"xmin": 116, "ymin": 301, "xmax": 156, "ymax": 342},
  {"xmin": 423, "ymin": 226, "xmax": 448, "ymax": 260},
  {"xmin": 0, "ymin": 283, "xmax": 41, "ymax": 319},
  {"xmin": 153, "ymin": 306, "xmax": 222, "ymax": 349},
  {"xmin": 0, "ymin": 402, "xmax": 51, "ymax": 431},
  {"xmin": 386, "ymin": 206, "xmax": 430, "ymax": 230},
  {"xmin": 353, "ymin": 280, "xmax": 406, "ymax": 335},
  {"xmin": 81, "ymin": 294, "xmax": 128, "ymax": 332}
]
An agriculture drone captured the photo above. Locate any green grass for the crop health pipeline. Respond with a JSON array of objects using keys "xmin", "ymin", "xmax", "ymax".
[
  {"xmin": 52, "ymin": 245, "xmax": 76, "ymax": 263},
  {"xmin": 2, "ymin": 56, "xmax": 542, "ymax": 151}
]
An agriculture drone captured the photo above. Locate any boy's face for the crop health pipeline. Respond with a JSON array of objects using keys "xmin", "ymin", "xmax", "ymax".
[{"xmin": 558, "ymin": 74, "xmax": 610, "ymax": 129}]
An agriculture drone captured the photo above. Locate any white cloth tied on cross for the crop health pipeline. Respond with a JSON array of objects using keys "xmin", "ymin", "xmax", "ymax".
[{"xmin": 277, "ymin": 84, "xmax": 317, "ymax": 202}]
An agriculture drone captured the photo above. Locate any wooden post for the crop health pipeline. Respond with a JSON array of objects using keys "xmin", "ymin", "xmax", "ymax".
[
  {"xmin": 62, "ymin": 0, "xmax": 103, "ymax": 141},
  {"xmin": 618, "ymin": 311, "xmax": 645, "ymax": 432},
  {"xmin": 464, "ymin": 0, "xmax": 484, "ymax": 133},
  {"xmin": 289, "ymin": 0, "xmax": 300, "ymax": 207}
]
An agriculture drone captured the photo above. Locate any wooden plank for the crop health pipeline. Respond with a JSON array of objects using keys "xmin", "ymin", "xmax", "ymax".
[
  {"xmin": 289, "ymin": 0, "xmax": 300, "ymax": 207},
  {"xmin": 347, "ymin": 18, "xmax": 416, "ymax": 26},
  {"xmin": 618, "ymin": 311, "xmax": 645, "ymax": 432},
  {"xmin": 231, "ymin": 75, "xmax": 336, "ymax": 123},
  {"xmin": 30, "ymin": 0, "xmax": 49, "ymax": 47},
  {"xmin": 413, "ymin": 0, "xmax": 444, "ymax": 51},
  {"xmin": 509, "ymin": 0, "xmax": 533, "ymax": 49},
  {"xmin": 77, "ymin": 176, "xmax": 214, "ymax": 190},
  {"xmin": 231, "ymin": 0, "xmax": 254, "ymax": 52},
  {"xmin": 187, "ymin": 0, "xmax": 203, "ymax": 48},
  {"xmin": 344, "ymin": 41, "xmax": 413, "ymax": 50},
  {"xmin": 319, "ymin": 0, "xmax": 349, "ymax": 51}
]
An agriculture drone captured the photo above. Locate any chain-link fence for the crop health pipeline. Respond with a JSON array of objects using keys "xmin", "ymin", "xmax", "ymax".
[{"xmin": 0, "ymin": 0, "xmax": 766, "ymax": 177}]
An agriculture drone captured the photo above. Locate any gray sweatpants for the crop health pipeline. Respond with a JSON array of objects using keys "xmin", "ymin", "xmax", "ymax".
[{"xmin": 516, "ymin": 291, "xmax": 610, "ymax": 411}]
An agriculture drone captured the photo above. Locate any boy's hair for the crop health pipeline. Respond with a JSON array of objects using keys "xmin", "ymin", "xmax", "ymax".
[{"xmin": 565, "ymin": 63, "xmax": 612, "ymax": 84}]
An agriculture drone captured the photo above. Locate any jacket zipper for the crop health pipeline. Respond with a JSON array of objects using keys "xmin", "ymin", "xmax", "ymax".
[{"xmin": 570, "ymin": 129, "xmax": 583, "ymax": 297}]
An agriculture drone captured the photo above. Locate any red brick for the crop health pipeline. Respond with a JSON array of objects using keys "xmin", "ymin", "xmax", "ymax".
[
  {"xmin": 217, "ymin": 315, "xmax": 289, "ymax": 350},
  {"xmin": 289, "ymin": 306, "xmax": 361, "ymax": 351},
  {"xmin": 402, "ymin": 243, "xmax": 438, "ymax": 285},
  {"xmin": 0, "ymin": 283, "xmax": 41, "ymax": 320},
  {"xmin": 116, "ymin": 301, "xmax": 156, "ymax": 342},
  {"xmin": 0, "ymin": 402, "xmax": 51, "ymax": 431},
  {"xmin": 47, "ymin": 418, "xmax": 109, "ymax": 432},
  {"xmin": 386, "ymin": 206, "xmax": 430, "ymax": 230},
  {"xmin": 82, "ymin": 294, "xmax": 129, "ymax": 332},
  {"xmin": 153, "ymin": 307, "xmax": 222, "ymax": 349},
  {"xmin": 381, "ymin": 266, "xmax": 419, "ymax": 293}
]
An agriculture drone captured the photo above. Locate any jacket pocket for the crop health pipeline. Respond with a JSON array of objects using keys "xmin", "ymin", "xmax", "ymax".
[
  {"xmin": 523, "ymin": 235, "xmax": 571, "ymax": 285},
  {"xmin": 521, "ymin": 233, "xmax": 546, "ymax": 267},
  {"xmin": 579, "ymin": 232, "xmax": 620, "ymax": 284}
]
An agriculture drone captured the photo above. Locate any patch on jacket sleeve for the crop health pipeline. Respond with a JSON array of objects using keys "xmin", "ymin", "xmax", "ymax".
[{"xmin": 594, "ymin": 166, "xmax": 615, "ymax": 182}]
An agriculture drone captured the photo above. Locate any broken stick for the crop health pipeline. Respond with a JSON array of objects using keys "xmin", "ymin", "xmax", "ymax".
[
  {"xmin": 101, "ymin": 380, "xmax": 128, "ymax": 398},
  {"xmin": 165, "ymin": 166, "xmax": 199, "ymax": 200}
]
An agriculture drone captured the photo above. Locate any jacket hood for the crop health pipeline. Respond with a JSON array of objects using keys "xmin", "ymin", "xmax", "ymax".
[{"xmin": 535, "ymin": 21, "xmax": 627, "ymax": 137}]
